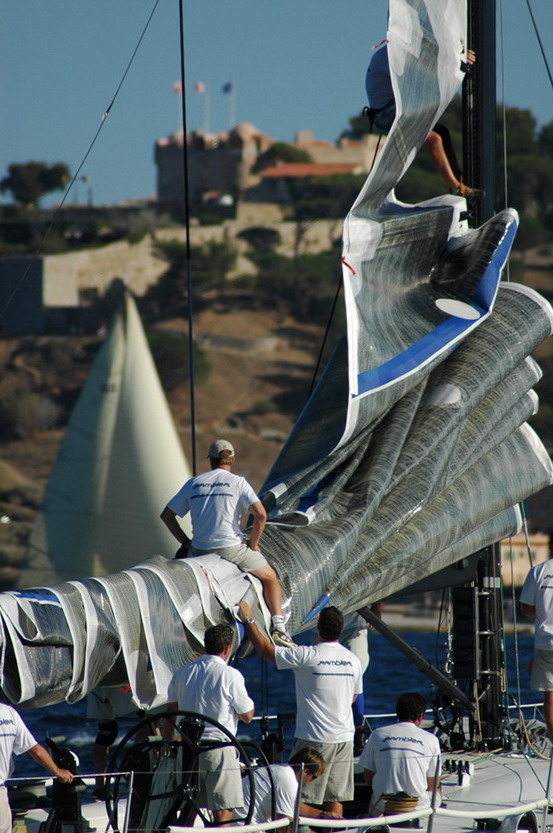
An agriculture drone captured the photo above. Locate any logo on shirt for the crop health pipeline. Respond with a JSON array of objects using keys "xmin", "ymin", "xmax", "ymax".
[
  {"xmin": 317, "ymin": 659, "xmax": 353, "ymax": 667},
  {"xmin": 381, "ymin": 733, "xmax": 424, "ymax": 746},
  {"xmin": 0, "ymin": 719, "xmax": 15, "ymax": 727}
]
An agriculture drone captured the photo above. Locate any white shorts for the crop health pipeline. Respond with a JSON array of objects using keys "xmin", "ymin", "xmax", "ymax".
[
  {"xmin": 198, "ymin": 746, "xmax": 244, "ymax": 811},
  {"xmin": 292, "ymin": 739, "xmax": 354, "ymax": 804},
  {"xmin": 191, "ymin": 541, "xmax": 268, "ymax": 572},
  {"xmin": 531, "ymin": 649, "xmax": 553, "ymax": 690}
]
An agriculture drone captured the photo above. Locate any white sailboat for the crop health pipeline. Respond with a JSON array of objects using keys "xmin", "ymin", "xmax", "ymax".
[{"xmin": 18, "ymin": 293, "xmax": 191, "ymax": 588}]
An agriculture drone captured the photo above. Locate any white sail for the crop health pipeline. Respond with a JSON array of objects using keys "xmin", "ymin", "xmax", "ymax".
[{"xmin": 18, "ymin": 295, "xmax": 191, "ymax": 587}]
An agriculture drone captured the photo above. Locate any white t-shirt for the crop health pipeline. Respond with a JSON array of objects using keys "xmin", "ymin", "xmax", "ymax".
[
  {"xmin": 235, "ymin": 765, "xmax": 298, "ymax": 824},
  {"xmin": 167, "ymin": 469, "xmax": 259, "ymax": 550},
  {"xmin": 520, "ymin": 562, "xmax": 553, "ymax": 650},
  {"xmin": 275, "ymin": 642, "xmax": 363, "ymax": 743},
  {"xmin": 167, "ymin": 654, "xmax": 254, "ymax": 740},
  {"xmin": 359, "ymin": 721, "xmax": 441, "ymax": 810},
  {"xmin": 0, "ymin": 704, "xmax": 37, "ymax": 784}
]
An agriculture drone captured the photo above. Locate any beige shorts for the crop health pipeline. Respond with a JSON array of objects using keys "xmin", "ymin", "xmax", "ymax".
[
  {"xmin": 191, "ymin": 541, "xmax": 268, "ymax": 572},
  {"xmin": 197, "ymin": 746, "xmax": 244, "ymax": 811},
  {"xmin": 292, "ymin": 738, "xmax": 354, "ymax": 804},
  {"xmin": 531, "ymin": 649, "xmax": 553, "ymax": 691}
]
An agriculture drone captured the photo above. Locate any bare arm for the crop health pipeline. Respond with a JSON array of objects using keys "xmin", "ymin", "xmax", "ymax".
[
  {"xmin": 237, "ymin": 708, "xmax": 254, "ymax": 723},
  {"xmin": 238, "ymin": 601, "xmax": 276, "ymax": 663},
  {"xmin": 160, "ymin": 506, "xmax": 190, "ymax": 554},
  {"xmin": 27, "ymin": 744, "xmax": 73, "ymax": 783},
  {"xmin": 299, "ymin": 803, "xmax": 342, "ymax": 819},
  {"xmin": 427, "ymin": 775, "xmax": 441, "ymax": 792},
  {"xmin": 247, "ymin": 500, "xmax": 266, "ymax": 550},
  {"xmin": 521, "ymin": 603, "xmax": 536, "ymax": 619}
]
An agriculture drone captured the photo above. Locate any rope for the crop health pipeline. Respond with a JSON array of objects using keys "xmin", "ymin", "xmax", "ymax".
[
  {"xmin": 177, "ymin": 0, "xmax": 197, "ymax": 475},
  {"xmin": 0, "ymin": 0, "xmax": 162, "ymax": 329},
  {"xmin": 524, "ymin": 0, "xmax": 553, "ymax": 94}
]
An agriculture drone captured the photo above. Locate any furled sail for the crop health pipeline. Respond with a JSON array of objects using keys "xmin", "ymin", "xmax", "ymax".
[
  {"xmin": 17, "ymin": 294, "xmax": 191, "ymax": 587},
  {"xmin": 0, "ymin": 0, "xmax": 551, "ymax": 709}
]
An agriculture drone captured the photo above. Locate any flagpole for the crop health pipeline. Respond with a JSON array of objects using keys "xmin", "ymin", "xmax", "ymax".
[
  {"xmin": 230, "ymin": 83, "xmax": 236, "ymax": 128},
  {"xmin": 204, "ymin": 81, "xmax": 210, "ymax": 133}
]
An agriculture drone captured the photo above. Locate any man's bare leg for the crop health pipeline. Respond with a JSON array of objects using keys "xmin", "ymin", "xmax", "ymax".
[
  {"xmin": 250, "ymin": 564, "xmax": 283, "ymax": 617},
  {"xmin": 423, "ymin": 130, "xmax": 460, "ymax": 192},
  {"xmin": 213, "ymin": 809, "xmax": 233, "ymax": 825}
]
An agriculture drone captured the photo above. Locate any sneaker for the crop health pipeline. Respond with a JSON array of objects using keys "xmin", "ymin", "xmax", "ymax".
[
  {"xmin": 452, "ymin": 182, "xmax": 485, "ymax": 202},
  {"xmin": 271, "ymin": 629, "xmax": 296, "ymax": 648}
]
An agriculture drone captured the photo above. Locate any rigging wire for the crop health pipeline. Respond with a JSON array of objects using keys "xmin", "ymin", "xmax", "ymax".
[
  {"xmin": 306, "ymin": 128, "xmax": 382, "ymax": 400},
  {"xmin": 497, "ymin": 0, "xmax": 510, "ymax": 282},
  {"xmin": 0, "ymin": 0, "xmax": 163, "ymax": 329},
  {"xmin": 177, "ymin": 0, "xmax": 197, "ymax": 476},
  {"xmin": 524, "ymin": 0, "xmax": 553, "ymax": 95}
]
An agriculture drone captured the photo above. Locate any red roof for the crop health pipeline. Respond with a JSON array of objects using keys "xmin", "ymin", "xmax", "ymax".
[{"xmin": 260, "ymin": 162, "xmax": 360, "ymax": 178}]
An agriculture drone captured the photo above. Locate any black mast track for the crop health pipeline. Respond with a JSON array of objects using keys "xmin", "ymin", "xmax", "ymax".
[
  {"xmin": 463, "ymin": 0, "xmax": 497, "ymax": 226},
  {"xmin": 459, "ymin": 0, "xmax": 506, "ymax": 750}
]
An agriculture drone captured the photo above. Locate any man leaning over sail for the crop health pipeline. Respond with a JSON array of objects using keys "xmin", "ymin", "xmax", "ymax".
[
  {"xmin": 365, "ymin": 40, "xmax": 483, "ymax": 202},
  {"xmin": 238, "ymin": 601, "xmax": 362, "ymax": 818},
  {"xmin": 161, "ymin": 439, "xmax": 294, "ymax": 647}
]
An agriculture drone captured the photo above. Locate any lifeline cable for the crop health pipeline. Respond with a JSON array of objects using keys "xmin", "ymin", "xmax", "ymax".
[{"xmin": 0, "ymin": 0, "xmax": 162, "ymax": 330}]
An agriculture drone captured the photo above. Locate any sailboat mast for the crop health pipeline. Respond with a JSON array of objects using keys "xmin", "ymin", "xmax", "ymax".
[
  {"xmin": 458, "ymin": 0, "xmax": 506, "ymax": 749},
  {"xmin": 463, "ymin": 0, "xmax": 497, "ymax": 225}
]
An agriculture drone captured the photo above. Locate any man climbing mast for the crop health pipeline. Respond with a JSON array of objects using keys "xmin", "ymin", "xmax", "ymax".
[{"xmin": 161, "ymin": 438, "xmax": 294, "ymax": 647}]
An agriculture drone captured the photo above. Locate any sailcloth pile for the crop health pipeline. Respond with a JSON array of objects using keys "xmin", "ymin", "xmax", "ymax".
[{"xmin": 0, "ymin": 0, "xmax": 551, "ymax": 709}]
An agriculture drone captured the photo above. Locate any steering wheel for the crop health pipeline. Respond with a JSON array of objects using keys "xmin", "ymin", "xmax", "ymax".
[{"xmin": 103, "ymin": 710, "xmax": 257, "ymax": 832}]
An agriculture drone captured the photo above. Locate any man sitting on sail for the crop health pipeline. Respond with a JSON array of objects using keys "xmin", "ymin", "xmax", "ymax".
[{"xmin": 161, "ymin": 438, "xmax": 294, "ymax": 647}]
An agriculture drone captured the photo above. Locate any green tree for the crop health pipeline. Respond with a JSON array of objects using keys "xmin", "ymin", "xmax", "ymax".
[
  {"xmin": 538, "ymin": 121, "xmax": 553, "ymax": 157},
  {"xmin": 253, "ymin": 142, "xmax": 312, "ymax": 173},
  {"xmin": 237, "ymin": 226, "xmax": 281, "ymax": 254},
  {"xmin": 0, "ymin": 161, "xmax": 70, "ymax": 207},
  {"xmin": 145, "ymin": 236, "xmax": 237, "ymax": 317}
]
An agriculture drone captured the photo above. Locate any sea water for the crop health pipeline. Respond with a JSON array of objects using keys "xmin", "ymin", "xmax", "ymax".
[{"xmin": 14, "ymin": 628, "xmax": 537, "ymax": 782}]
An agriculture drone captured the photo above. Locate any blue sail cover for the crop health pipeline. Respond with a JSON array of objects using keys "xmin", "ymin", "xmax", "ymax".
[{"xmin": 0, "ymin": 0, "xmax": 551, "ymax": 708}]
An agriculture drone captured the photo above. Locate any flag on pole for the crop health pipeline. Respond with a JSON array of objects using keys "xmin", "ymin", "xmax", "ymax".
[
  {"xmin": 221, "ymin": 81, "xmax": 233, "ymax": 94},
  {"xmin": 173, "ymin": 80, "xmax": 182, "ymax": 94},
  {"xmin": 194, "ymin": 81, "xmax": 206, "ymax": 94}
]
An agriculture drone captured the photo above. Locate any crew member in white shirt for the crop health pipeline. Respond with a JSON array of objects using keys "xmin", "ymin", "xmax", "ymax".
[
  {"xmin": 359, "ymin": 691, "xmax": 441, "ymax": 816},
  {"xmin": 161, "ymin": 439, "xmax": 294, "ymax": 647},
  {"xmin": 235, "ymin": 746, "xmax": 342, "ymax": 828},
  {"xmin": 164, "ymin": 623, "xmax": 254, "ymax": 825},
  {"xmin": 0, "ymin": 703, "xmax": 73, "ymax": 833},
  {"xmin": 521, "ymin": 561, "xmax": 553, "ymax": 739},
  {"xmin": 238, "ymin": 601, "xmax": 362, "ymax": 817}
]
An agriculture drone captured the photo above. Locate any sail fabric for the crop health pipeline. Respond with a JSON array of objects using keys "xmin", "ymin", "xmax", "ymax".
[
  {"xmin": 0, "ymin": 0, "xmax": 551, "ymax": 708},
  {"xmin": 18, "ymin": 295, "xmax": 191, "ymax": 587}
]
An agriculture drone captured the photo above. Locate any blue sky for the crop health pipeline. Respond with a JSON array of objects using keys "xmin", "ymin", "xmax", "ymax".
[{"xmin": 2, "ymin": 1, "xmax": 552, "ymax": 207}]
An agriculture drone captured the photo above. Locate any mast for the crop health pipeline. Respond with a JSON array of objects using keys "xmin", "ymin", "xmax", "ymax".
[
  {"xmin": 463, "ymin": 0, "xmax": 497, "ymax": 225},
  {"xmin": 456, "ymin": 0, "xmax": 506, "ymax": 749}
]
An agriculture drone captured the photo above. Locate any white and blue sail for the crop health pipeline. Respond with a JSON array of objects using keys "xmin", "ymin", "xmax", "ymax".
[{"xmin": 0, "ymin": 0, "xmax": 551, "ymax": 710}]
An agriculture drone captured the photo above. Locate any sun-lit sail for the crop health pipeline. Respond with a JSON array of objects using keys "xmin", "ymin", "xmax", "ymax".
[
  {"xmin": 17, "ymin": 294, "xmax": 191, "ymax": 588},
  {"xmin": 0, "ymin": 0, "xmax": 551, "ymax": 709}
]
